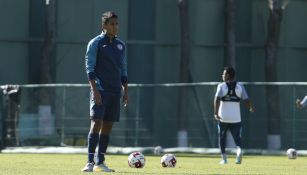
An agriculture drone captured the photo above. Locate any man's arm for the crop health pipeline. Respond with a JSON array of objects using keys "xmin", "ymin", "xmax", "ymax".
[
  {"xmin": 121, "ymin": 43, "xmax": 128, "ymax": 107},
  {"xmin": 85, "ymin": 38, "xmax": 99, "ymax": 81},
  {"xmin": 214, "ymin": 84, "xmax": 223, "ymax": 120},
  {"xmin": 214, "ymin": 96, "xmax": 221, "ymax": 120},
  {"xmin": 85, "ymin": 37, "xmax": 101, "ymax": 105},
  {"xmin": 240, "ymin": 83, "xmax": 255, "ymax": 112}
]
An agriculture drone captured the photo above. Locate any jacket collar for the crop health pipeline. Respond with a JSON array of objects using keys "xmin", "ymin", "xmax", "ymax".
[{"xmin": 101, "ymin": 32, "xmax": 117, "ymax": 43}]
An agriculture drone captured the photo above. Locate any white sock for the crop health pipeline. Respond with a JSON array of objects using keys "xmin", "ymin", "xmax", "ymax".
[{"xmin": 236, "ymin": 146, "xmax": 241, "ymax": 156}]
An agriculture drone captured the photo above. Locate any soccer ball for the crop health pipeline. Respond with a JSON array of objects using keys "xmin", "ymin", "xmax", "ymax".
[
  {"xmin": 286, "ymin": 148, "xmax": 297, "ymax": 159},
  {"xmin": 161, "ymin": 154, "xmax": 177, "ymax": 167},
  {"xmin": 128, "ymin": 152, "xmax": 146, "ymax": 168},
  {"xmin": 154, "ymin": 146, "xmax": 163, "ymax": 155}
]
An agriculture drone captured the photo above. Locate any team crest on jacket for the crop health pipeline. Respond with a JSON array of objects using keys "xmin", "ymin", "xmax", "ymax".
[{"xmin": 117, "ymin": 44, "xmax": 123, "ymax": 50}]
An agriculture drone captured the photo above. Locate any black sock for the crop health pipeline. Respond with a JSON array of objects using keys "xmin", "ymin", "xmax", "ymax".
[{"xmin": 97, "ymin": 134, "xmax": 109, "ymax": 164}]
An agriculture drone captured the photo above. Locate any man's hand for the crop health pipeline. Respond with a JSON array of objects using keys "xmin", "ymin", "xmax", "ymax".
[
  {"xmin": 214, "ymin": 114, "xmax": 221, "ymax": 121},
  {"xmin": 296, "ymin": 99, "xmax": 302, "ymax": 109},
  {"xmin": 93, "ymin": 89, "xmax": 102, "ymax": 105},
  {"xmin": 123, "ymin": 93, "xmax": 128, "ymax": 107},
  {"xmin": 249, "ymin": 106, "xmax": 256, "ymax": 113}
]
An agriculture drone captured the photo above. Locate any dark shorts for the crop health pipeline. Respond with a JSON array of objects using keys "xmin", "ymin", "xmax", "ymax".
[
  {"xmin": 90, "ymin": 90, "xmax": 121, "ymax": 122},
  {"xmin": 218, "ymin": 122, "xmax": 242, "ymax": 140}
]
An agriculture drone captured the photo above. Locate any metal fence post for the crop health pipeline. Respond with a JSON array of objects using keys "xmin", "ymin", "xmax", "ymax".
[
  {"xmin": 292, "ymin": 85, "xmax": 296, "ymax": 147},
  {"xmin": 134, "ymin": 86, "xmax": 140, "ymax": 147},
  {"xmin": 60, "ymin": 87, "xmax": 66, "ymax": 146}
]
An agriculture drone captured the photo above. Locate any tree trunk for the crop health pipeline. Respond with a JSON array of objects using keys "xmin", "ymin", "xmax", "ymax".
[
  {"xmin": 177, "ymin": 0, "xmax": 190, "ymax": 147},
  {"xmin": 224, "ymin": 0, "xmax": 236, "ymax": 68},
  {"xmin": 265, "ymin": 0, "xmax": 285, "ymax": 150},
  {"xmin": 39, "ymin": 0, "xmax": 56, "ymax": 105},
  {"xmin": 38, "ymin": 0, "xmax": 57, "ymax": 136}
]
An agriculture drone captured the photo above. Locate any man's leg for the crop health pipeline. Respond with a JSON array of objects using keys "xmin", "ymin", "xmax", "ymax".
[
  {"xmin": 218, "ymin": 122, "xmax": 228, "ymax": 164},
  {"xmin": 94, "ymin": 121, "xmax": 115, "ymax": 172},
  {"xmin": 82, "ymin": 119, "xmax": 102, "ymax": 172},
  {"xmin": 94, "ymin": 92, "xmax": 119, "ymax": 172},
  {"xmin": 229, "ymin": 122, "xmax": 242, "ymax": 164},
  {"xmin": 97, "ymin": 121, "xmax": 113, "ymax": 164},
  {"xmin": 88, "ymin": 120, "xmax": 102, "ymax": 163}
]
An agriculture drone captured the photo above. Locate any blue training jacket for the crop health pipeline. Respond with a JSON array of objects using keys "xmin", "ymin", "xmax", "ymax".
[{"xmin": 85, "ymin": 33, "xmax": 128, "ymax": 93}]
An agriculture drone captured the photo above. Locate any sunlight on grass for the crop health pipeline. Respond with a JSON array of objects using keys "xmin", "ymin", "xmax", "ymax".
[{"xmin": 0, "ymin": 154, "xmax": 306, "ymax": 175}]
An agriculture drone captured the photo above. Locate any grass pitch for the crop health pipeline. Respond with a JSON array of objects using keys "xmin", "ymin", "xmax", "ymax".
[{"xmin": 0, "ymin": 153, "xmax": 306, "ymax": 175}]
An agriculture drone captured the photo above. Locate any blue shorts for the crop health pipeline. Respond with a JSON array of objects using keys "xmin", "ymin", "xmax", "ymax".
[{"xmin": 90, "ymin": 90, "xmax": 121, "ymax": 122}]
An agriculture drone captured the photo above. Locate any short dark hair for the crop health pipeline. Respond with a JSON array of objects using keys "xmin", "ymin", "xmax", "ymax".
[
  {"xmin": 101, "ymin": 11, "xmax": 118, "ymax": 24},
  {"xmin": 224, "ymin": 66, "xmax": 235, "ymax": 79}
]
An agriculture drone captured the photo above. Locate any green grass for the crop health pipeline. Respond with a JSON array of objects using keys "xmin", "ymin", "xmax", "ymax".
[{"xmin": 0, "ymin": 153, "xmax": 306, "ymax": 175}]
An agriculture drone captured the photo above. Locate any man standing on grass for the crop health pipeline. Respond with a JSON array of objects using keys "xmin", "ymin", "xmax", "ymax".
[
  {"xmin": 213, "ymin": 66, "xmax": 255, "ymax": 165},
  {"xmin": 81, "ymin": 11, "xmax": 128, "ymax": 172}
]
